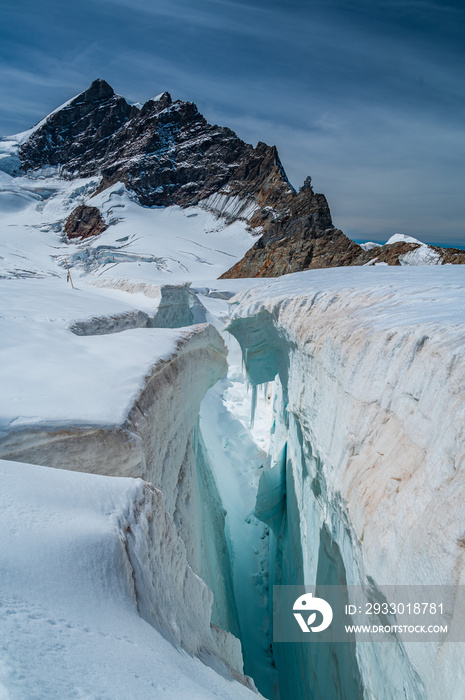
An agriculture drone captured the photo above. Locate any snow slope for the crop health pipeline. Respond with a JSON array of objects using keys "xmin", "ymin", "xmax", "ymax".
[
  {"xmin": 0, "ymin": 153, "xmax": 265, "ymax": 696},
  {"xmin": 228, "ymin": 265, "xmax": 465, "ymax": 700},
  {"xmin": 0, "ymin": 458, "xmax": 259, "ymax": 699},
  {"xmin": 0, "ymin": 277, "xmax": 182, "ymax": 431},
  {"xmin": 0, "ymin": 274, "xmax": 231, "ymax": 436},
  {"xmin": 0, "ymin": 162, "xmax": 256, "ymax": 283}
]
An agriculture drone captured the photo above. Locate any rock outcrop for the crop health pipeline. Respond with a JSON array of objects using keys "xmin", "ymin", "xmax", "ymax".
[
  {"xmin": 64, "ymin": 203, "xmax": 107, "ymax": 240},
  {"xmin": 221, "ymin": 214, "xmax": 465, "ymax": 277},
  {"xmin": 221, "ymin": 185, "xmax": 362, "ymax": 277}
]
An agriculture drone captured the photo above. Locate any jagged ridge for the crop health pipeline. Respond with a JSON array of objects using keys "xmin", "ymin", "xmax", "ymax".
[
  {"xmin": 17, "ymin": 79, "xmax": 465, "ymax": 274},
  {"xmin": 19, "ymin": 79, "xmax": 295, "ymax": 212}
]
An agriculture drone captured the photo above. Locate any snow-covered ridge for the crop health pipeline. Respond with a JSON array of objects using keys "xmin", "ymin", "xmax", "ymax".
[
  {"xmin": 359, "ymin": 232, "xmax": 459, "ymax": 267},
  {"xmin": 227, "ymin": 266, "xmax": 465, "ymax": 700},
  {"xmin": 0, "ymin": 458, "xmax": 258, "ymax": 698},
  {"xmin": 359, "ymin": 240, "xmax": 381, "ymax": 250},
  {"xmin": 360, "ymin": 233, "xmax": 433, "ymax": 249}
]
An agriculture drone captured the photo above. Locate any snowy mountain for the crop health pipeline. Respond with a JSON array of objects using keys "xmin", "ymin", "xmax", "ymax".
[
  {"xmin": 1, "ymin": 80, "xmax": 465, "ymax": 700},
  {"xmin": 0, "ymin": 81, "xmax": 270, "ymax": 698},
  {"xmin": 15, "ymin": 78, "xmax": 295, "ymax": 214},
  {"xmin": 3, "ymin": 78, "xmax": 464, "ymax": 279}
]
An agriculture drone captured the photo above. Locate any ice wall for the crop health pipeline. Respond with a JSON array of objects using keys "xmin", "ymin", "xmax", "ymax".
[
  {"xmin": 227, "ymin": 267, "xmax": 465, "ymax": 700},
  {"xmin": 199, "ymin": 360, "xmax": 278, "ymax": 698},
  {"xmin": 70, "ymin": 281, "xmax": 194, "ymax": 334},
  {"xmin": 0, "ymin": 458, "xmax": 258, "ymax": 698},
  {"xmin": 0, "ymin": 314, "xmax": 244, "ymax": 671}
]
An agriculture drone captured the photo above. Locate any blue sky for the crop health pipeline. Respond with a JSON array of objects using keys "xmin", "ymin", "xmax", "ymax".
[{"xmin": 1, "ymin": 0, "xmax": 464, "ymax": 244}]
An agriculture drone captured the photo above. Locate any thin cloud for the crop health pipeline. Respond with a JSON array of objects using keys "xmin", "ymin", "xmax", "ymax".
[
  {"xmin": 0, "ymin": 0, "xmax": 463, "ymax": 244},
  {"xmin": 95, "ymin": 0, "xmax": 271, "ymax": 37}
]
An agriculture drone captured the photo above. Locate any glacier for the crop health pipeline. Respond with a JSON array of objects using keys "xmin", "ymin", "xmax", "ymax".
[
  {"xmin": 2, "ymin": 130, "xmax": 465, "ymax": 700},
  {"xmin": 0, "ymin": 145, "xmax": 265, "ymax": 697},
  {"xmin": 3, "ymin": 261, "xmax": 465, "ymax": 699},
  {"xmin": 227, "ymin": 265, "xmax": 465, "ymax": 700},
  {"xmin": 0, "ymin": 458, "xmax": 258, "ymax": 699}
]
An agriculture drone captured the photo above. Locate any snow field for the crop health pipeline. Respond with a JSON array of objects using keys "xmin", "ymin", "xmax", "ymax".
[{"xmin": 0, "ymin": 459, "xmax": 260, "ymax": 699}]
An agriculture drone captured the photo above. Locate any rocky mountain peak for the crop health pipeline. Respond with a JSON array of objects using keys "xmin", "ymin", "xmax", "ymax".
[
  {"xmin": 17, "ymin": 81, "xmax": 296, "ymax": 205},
  {"xmin": 17, "ymin": 80, "xmax": 301, "ymax": 217},
  {"xmin": 84, "ymin": 78, "xmax": 115, "ymax": 100},
  {"xmin": 15, "ymin": 79, "xmax": 465, "ymax": 276},
  {"xmin": 14, "ymin": 79, "xmax": 364, "ymax": 275},
  {"xmin": 19, "ymin": 80, "xmax": 137, "ymax": 172},
  {"xmin": 148, "ymin": 91, "xmax": 172, "ymax": 110},
  {"xmin": 139, "ymin": 91, "xmax": 173, "ymax": 117}
]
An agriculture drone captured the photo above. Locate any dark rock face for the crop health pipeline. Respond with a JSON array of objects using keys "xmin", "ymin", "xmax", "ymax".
[
  {"xmin": 222, "ymin": 185, "xmax": 361, "ymax": 277},
  {"xmin": 64, "ymin": 204, "xmax": 107, "ymax": 240},
  {"xmin": 17, "ymin": 79, "xmax": 465, "ymax": 274},
  {"xmin": 18, "ymin": 82, "xmax": 294, "ymax": 213},
  {"xmin": 20, "ymin": 80, "xmax": 138, "ymax": 173},
  {"xmin": 251, "ymin": 186, "xmax": 333, "ymax": 241},
  {"xmin": 96, "ymin": 106, "xmax": 293, "ymax": 209},
  {"xmin": 221, "ymin": 228, "xmax": 360, "ymax": 278},
  {"xmin": 350, "ymin": 241, "xmax": 422, "ymax": 266},
  {"xmin": 221, "ymin": 233, "xmax": 465, "ymax": 278},
  {"xmin": 437, "ymin": 247, "xmax": 465, "ymax": 264}
]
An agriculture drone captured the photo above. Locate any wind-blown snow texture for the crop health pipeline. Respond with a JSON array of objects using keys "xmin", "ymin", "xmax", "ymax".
[
  {"xmin": 0, "ymin": 165, "xmax": 256, "ymax": 283},
  {"xmin": 228, "ymin": 265, "xmax": 465, "ymax": 700},
  {"xmin": 0, "ymin": 459, "xmax": 258, "ymax": 699}
]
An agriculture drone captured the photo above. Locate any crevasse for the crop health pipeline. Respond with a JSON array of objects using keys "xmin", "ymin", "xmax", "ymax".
[
  {"xmin": 4, "ymin": 272, "xmax": 465, "ymax": 699},
  {"xmin": 222, "ymin": 275, "xmax": 465, "ymax": 700}
]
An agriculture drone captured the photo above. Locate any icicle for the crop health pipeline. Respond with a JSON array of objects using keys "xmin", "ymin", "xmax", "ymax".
[{"xmin": 250, "ymin": 384, "xmax": 257, "ymax": 429}]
